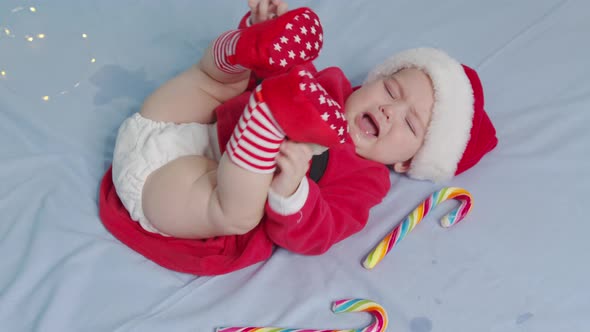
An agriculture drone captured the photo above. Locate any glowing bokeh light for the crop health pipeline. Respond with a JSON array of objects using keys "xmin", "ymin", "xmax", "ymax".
[{"xmin": 1, "ymin": 3, "xmax": 97, "ymax": 103}]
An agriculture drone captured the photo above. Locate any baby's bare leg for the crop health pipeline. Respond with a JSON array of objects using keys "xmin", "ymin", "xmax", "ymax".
[
  {"xmin": 140, "ymin": 47, "xmax": 249, "ymax": 124},
  {"xmin": 142, "ymin": 153, "xmax": 271, "ymax": 238},
  {"xmin": 141, "ymin": 41, "xmax": 274, "ymax": 238}
]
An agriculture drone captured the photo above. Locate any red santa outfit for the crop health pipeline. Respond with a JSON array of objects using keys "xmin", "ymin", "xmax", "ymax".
[{"xmin": 99, "ymin": 63, "xmax": 391, "ymax": 276}]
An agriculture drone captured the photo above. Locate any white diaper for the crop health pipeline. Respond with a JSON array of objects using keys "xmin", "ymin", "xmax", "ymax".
[{"xmin": 112, "ymin": 113, "xmax": 221, "ymax": 234}]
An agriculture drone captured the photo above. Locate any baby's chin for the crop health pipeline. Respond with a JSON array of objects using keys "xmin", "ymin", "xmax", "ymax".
[
  {"xmin": 349, "ymin": 128, "xmax": 363, "ymax": 146},
  {"xmin": 350, "ymin": 134, "xmax": 372, "ymax": 159}
]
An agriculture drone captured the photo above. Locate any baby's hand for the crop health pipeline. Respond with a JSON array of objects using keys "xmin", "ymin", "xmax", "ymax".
[
  {"xmin": 271, "ymin": 140, "xmax": 313, "ymax": 198},
  {"xmin": 248, "ymin": 0, "xmax": 289, "ymax": 25}
]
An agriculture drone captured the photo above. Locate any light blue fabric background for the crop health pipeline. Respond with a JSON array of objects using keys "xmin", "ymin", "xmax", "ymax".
[{"xmin": 1, "ymin": 1, "xmax": 588, "ymax": 331}]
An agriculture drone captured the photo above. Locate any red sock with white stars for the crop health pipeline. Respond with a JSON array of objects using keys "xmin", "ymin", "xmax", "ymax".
[
  {"xmin": 227, "ymin": 66, "xmax": 348, "ymax": 173},
  {"xmin": 212, "ymin": 7, "xmax": 323, "ymax": 77},
  {"xmin": 260, "ymin": 66, "xmax": 349, "ymax": 147}
]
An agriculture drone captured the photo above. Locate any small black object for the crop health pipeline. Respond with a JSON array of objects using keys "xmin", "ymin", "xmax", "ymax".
[{"xmin": 309, "ymin": 150, "xmax": 329, "ymax": 183}]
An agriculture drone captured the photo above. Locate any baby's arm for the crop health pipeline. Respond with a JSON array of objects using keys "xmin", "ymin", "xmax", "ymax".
[{"xmin": 264, "ymin": 150, "xmax": 391, "ymax": 255}]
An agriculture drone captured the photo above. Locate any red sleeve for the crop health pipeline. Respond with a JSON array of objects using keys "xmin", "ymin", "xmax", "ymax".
[{"xmin": 263, "ymin": 146, "xmax": 391, "ymax": 255}]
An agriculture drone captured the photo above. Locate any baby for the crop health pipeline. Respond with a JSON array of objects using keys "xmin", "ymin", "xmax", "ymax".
[{"xmin": 99, "ymin": 0, "xmax": 497, "ymax": 275}]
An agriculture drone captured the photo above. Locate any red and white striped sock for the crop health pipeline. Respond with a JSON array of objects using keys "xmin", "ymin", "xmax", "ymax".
[
  {"xmin": 212, "ymin": 29, "xmax": 247, "ymax": 74},
  {"xmin": 226, "ymin": 85, "xmax": 285, "ymax": 173}
]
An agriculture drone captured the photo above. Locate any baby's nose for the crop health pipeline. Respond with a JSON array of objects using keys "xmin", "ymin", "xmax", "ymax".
[{"xmin": 380, "ymin": 105, "xmax": 393, "ymax": 120}]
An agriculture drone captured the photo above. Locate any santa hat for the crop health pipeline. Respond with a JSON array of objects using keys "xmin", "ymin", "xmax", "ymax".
[{"xmin": 365, "ymin": 48, "xmax": 498, "ymax": 182}]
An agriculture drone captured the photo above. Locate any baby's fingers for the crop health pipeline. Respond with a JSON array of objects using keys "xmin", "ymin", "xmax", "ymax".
[
  {"xmin": 257, "ymin": 0, "xmax": 270, "ymax": 21},
  {"xmin": 280, "ymin": 141, "xmax": 313, "ymax": 166},
  {"xmin": 248, "ymin": 0, "xmax": 260, "ymax": 11},
  {"xmin": 273, "ymin": 0, "xmax": 289, "ymax": 16}
]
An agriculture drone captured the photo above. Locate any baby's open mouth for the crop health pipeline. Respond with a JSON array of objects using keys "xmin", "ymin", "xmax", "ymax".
[{"xmin": 359, "ymin": 113, "xmax": 379, "ymax": 137}]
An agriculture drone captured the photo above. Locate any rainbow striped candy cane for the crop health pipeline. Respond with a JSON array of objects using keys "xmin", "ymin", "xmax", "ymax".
[
  {"xmin": 216, "ymin": 298, "xmax": 388, "ymax": 332},
  {"xmin": 363, "ymin": 187, "xmax": 473, "ymax": 270}
]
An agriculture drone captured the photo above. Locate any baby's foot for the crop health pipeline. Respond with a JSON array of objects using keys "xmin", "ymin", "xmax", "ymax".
[
  {"xmin": 235, "ymin": 7, "xmax": 323, "ymax": 77},
  {"xmin": 226, "ymin": 65, "xmax": 348, "ymax": 172},
  {"xmin": 260, "ymin": 66, "xmax": 349, "ymax": 148}
]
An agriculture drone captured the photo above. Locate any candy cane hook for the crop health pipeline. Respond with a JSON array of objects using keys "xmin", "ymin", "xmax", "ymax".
[
  {"xmin": 216, "ymin": 298, "xmax": 388, "ymax": 332},
  {"xmin": 363, "ymin": 187, "xmax": 473, "ymax": 270}
]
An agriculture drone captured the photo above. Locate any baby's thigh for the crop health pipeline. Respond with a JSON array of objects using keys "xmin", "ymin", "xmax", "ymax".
[{"xmin": 142, "ymin": 155, "xmax": 219, "ymax": 238}]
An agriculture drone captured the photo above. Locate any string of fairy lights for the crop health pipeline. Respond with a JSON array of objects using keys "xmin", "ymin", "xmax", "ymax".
[{"xmin": 0, "ymin": 5, "xmax": 96, "ymax": 102}]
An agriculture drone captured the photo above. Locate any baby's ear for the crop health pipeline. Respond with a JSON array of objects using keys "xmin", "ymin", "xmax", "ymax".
[{"xmin": 392, "ymin": 160, "xmax": 411, "ymax": 173}]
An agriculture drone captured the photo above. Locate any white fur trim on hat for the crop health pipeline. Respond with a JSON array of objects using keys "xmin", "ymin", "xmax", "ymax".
[{"xmin": 365, "ymin": 48, "xmax": 474, "ymax": 182}]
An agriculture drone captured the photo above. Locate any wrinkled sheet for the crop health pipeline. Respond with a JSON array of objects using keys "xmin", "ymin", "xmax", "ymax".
[{"xmin": 1, "ymin": 0, "xmax": 588, "ymax": 331}]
